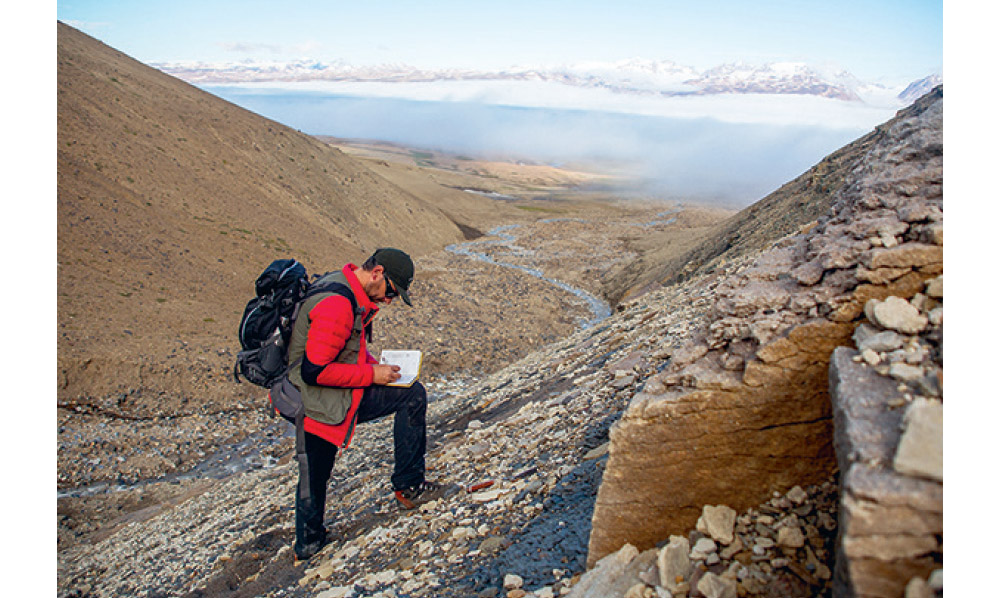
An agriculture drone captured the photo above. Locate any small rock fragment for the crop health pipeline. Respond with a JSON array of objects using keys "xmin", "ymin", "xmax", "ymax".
[
  {"xmin": 504, "ymin": 574, "xmax": 524, "ymax": 590},
  {"xmin": 658, "ymin": 536, "xmax": 691, "ymax": 592},
  {"xmin": 690, "ymin": 537, "xmax": 718, "ymax": 560},
  {"xmin": 866, "ymin": 296, "xmax": 928, "ymax": 334},
  {"xmin": 777, "ymin": 526, "xmax": 805, "ymax": 549},
  {"xmin": 696, "ymin": 505, "xmax": 737, "ymax": 545},
  {"xmin": 894, "ymin": 398, "xmax": 943, "ymax": 481},
  {"xmin": 696, "ymin": 572, "xmax": 738, "ymax": 598}
]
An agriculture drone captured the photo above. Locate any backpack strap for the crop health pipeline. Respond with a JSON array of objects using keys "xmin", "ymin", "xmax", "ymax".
[
  {"xmin": 302, "ymin": 280, "xmax": 368, "ymax": 340},
  {"xmin": 295, "ymin": 410, "xmax": 310, "ymax": 502}
]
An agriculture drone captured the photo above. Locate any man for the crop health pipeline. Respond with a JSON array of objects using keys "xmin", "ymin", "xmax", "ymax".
[{"xmin": 285, "ymin": 247, "xmax": 450, "ymax": 561}]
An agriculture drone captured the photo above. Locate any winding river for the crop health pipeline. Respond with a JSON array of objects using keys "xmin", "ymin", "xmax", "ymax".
[{"xmin": 446, "ymin": 223, "xmax": 612, "ymax": 328}]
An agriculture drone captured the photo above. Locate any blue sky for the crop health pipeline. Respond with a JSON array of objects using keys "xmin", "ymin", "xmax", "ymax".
[{"xmin": 57, "ymin": 0, "xmax": 942, "ymax": 85}]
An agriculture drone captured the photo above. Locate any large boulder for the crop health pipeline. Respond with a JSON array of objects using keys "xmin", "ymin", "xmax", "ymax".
[{"xmin": 587, "ymin": 318, "xmax": 852, "ymax": 565}]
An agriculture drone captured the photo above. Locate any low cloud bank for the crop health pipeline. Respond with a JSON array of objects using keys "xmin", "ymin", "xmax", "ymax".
[{"xmin": 206, "ymin": 82, "xmax": 883, "ymax": 205}]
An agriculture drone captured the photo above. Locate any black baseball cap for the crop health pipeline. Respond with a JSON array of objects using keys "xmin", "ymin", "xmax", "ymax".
[{"xmin": 372, "ymin": 247, "xmax": 414, "ymax": 306}]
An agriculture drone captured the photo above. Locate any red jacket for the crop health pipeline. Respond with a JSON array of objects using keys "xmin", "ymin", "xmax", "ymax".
[{"xmin": 302, "ymin": 264, "xmax": 379, "ymax": 447}]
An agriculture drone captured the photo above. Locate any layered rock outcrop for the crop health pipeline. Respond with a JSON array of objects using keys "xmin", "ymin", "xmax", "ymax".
[
  {"xmin": 588, "ymin": 87, "xmax": 943, "ymax": 569},
  {"xmin": 830, "ymin": 280, "xmax": 943, "ymax": 597}
]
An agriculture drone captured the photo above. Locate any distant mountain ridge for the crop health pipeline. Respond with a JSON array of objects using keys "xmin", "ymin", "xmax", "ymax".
[
  {"xmin": 155, "ymin": 57, "xmax": 938, "ymax": 105},
  {"xmin": 898, "ymin": 74, "xmax": 944, "ymax": 103}
]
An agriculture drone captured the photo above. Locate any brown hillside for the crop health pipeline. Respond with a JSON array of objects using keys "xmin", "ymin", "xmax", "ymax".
[{"xmin": 56, "ymin": 22, "xmax": 511, "ymax": 409}]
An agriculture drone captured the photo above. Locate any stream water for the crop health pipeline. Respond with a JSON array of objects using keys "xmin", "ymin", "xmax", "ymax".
[
  {"xmin": 446, "ymin": 223, "xmax": 612, "ymax": 328},
  {"xmin": 57, "ymin": 420, "xmax": 291, "ymax": 499},
  {"xmin": 460, "ymin": 188, "xmax": 519, "ymax": 201},
  {"xmin": 630, "ymin": 208, "xmax": 681, "ymax": 228}
]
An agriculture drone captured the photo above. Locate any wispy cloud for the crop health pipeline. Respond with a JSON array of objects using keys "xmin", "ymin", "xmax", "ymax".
[
  {"xmin": 250, "ymin": 79, "xmax": 901, "ymax": 129},
  {"xmin": 290, "ymin": 40, "xmax": 324, "ymax": 55},
  {"xmin": 219, "ymin": 42, "xmax": 283, "ymax": 55},
  {"xmin": 218, "ymin": 40, "xmax": 325, "ymax": 58}
]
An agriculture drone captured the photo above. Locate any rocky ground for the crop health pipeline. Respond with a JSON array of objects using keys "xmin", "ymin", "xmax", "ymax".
[
  {"xmin": 57, "ymin": 141, "xmax": 945, "ymax": 595},
  {"xmin": 573, "ymin": 88, "xmax": 943, "ymax": 598},
  {"xmin": 56, "ymin": 200, "xmax": 638, "ymax": 531},
  {"xmin": 57, "ymin": 202, "xmax": 859, "ymax": 598}
]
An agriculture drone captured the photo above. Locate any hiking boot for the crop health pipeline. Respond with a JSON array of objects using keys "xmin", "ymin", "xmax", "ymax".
[
  {"xmin": 294, "ymin": 537, "xmax": 328, "ymax": 562},
  {"xmin": 294, "ymin": 530, "xmax": 334, "ymax": 562},
  {"xmin": 394, "ymin": 480, "xmax": 457, "ymax": 510}
]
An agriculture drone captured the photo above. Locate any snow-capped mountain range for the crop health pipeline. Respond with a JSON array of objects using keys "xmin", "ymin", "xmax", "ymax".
[{"xmin": 155, "ymin": 58, "xmax": 939, "ymax": 105}]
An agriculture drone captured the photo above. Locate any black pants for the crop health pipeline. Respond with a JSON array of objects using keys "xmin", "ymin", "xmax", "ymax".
[{"xmin": 294, "ymin": 381, "xmax": 427, "ymax": 556}]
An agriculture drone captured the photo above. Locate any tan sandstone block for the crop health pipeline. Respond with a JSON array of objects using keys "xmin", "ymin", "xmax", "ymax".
[
  {"xmin": 785, "ymin": 320, "xmax": 854, "ymax": 361},
  {"xmin": 917, "ymin": 263, "xmax": 943, "ymax": 276},
  {"xmin": 866, "ymin": 243, "xmax": 942, "ymax": 270},
  {"xmin": 841, "ymin": 494, "xmax": 942, "ymax": 537},
  {"xmin": 894, "ymin": 398, "xmax": 943, "ymax": 481},
  {"xmin": 787, "ymin": 319, "xmax": 853, "ymax": 347},
  {"xmin": 830, "ymin": 301, "xmax": 866, "ymax": 322},
  {"xmin": 639, "ymin": 393, "xmax": 684, "ymax": 420},
  {"xmin": 924, "ymin": 276, "xmax": 943, "ymax": 299},
  {"xmin": 742, "ymin": 361, "xmax": 784, "ymax": 387},
  {"xmin": 756, "ymin": 337, "xmax": 798, "ymax": 364},
  {"xmin": 928, "ymin": 222, "xmax": 943, "ymax": 245},
  {"xmin": 843, "ymin": 534, "xmax": 939, "ymax": 560},
  {"xmin": 834, "ymin": 271, "xmax": 929, "ymax": 322},
  {"xmin": 843, "ymin": 464, "xmax": 943, "ymax": 514},
  {"xmin": 856, "ymin": 266, "xmax": 910, "ymax": 285},
  {"xmin": 844, "ymin": 557, "xmax": 940, "ymax": 598}
]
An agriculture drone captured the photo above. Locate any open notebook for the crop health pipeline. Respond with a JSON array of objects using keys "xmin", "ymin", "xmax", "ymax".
[{"xmin": 379, "ymin": 350, "xmax": 423, "ymax": 388}]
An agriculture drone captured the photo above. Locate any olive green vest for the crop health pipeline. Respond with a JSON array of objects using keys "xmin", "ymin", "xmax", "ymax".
[{"xmin": 287, "ymin": 270, "xmax": 366, "ymax": 426}]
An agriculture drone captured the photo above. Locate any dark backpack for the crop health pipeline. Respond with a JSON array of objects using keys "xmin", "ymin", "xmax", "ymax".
[
  {"xmin": 233, "ymin": 259, "xmax": 309, "ymax": 388},
  {"xmin": 234, "ymin": 259, "xmax": 364, "ymax": 390}
]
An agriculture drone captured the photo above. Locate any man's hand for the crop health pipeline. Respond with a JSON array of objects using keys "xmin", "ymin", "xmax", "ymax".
[{"xmin": 372, "ymin": 364, "xmax": 401, "ymax": 385}]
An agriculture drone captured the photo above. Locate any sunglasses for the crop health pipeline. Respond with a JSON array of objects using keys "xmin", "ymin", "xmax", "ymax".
[{"xmin": 384, "ymin": 276, "xmax": 399, "ymax": 299}]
